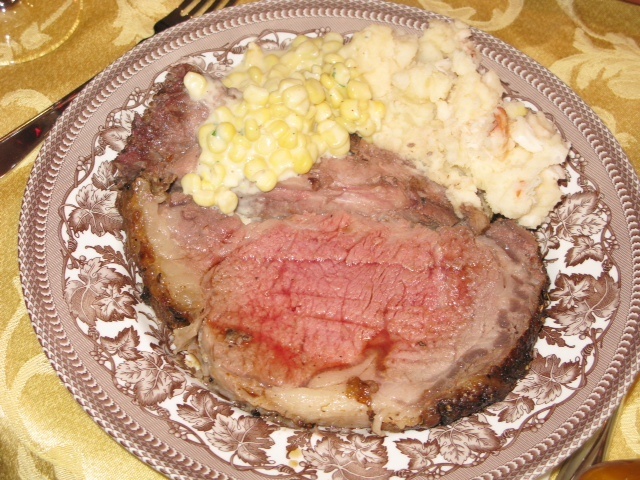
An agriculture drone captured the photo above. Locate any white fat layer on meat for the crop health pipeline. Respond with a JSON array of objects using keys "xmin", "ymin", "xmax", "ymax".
[
  {"xmin": 137, "ymin": 181, "xmax": 203, "ymax": 313},
  {"xmin": 262, "ymin": 386, "xmax": 370, "ymax": 428},
  {"xmin": 306, "ymin": 354, "xmax": 376, "ymax": 388}
]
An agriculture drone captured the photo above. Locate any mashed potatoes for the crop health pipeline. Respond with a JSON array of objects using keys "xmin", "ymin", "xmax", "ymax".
[{"xmin": 340, "ymin": 22, "xmax": 569, "ymax": 228}]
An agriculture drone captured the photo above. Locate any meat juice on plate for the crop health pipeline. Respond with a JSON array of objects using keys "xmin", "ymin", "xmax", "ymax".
[{"xmin": 113, "ymin": 21, "xmax": 569, "ymax": 433}]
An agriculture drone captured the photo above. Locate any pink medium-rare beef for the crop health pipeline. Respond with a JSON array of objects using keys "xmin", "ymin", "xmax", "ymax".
[
  {"xmin": 114, "ymin": 64, "xmax": 546, "ymax": 432},
  {"xmin": 197, "ymin": 213, "xmax": 545, "ymax": 431},
  {"xmin": 201, "ymin": 214, "xmax": 477, "ymax": 387}
]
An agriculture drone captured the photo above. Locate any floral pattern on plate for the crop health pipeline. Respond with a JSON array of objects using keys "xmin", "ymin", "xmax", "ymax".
[
  {"xmin": 19, "ymin": 2, "xmax": 638, "ymax": 479},
  {"xmin": 58, "ymin": 30, "xmax": 619, "ymax": 479}
]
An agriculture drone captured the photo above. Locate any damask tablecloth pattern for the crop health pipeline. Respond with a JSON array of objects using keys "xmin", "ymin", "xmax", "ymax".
[{"xmin": 0, "ymin": 0, "xmax": 638, "ymax": 478}]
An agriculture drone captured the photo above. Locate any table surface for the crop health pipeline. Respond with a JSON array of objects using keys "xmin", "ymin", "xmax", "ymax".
[{"xmin": 1, "ymin": 0, "xmax": 639, "ymax": 478}]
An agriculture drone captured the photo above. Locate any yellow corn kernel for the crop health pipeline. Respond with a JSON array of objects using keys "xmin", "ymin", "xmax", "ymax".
[
  {"xmin": 335, "ymin": 116, "xmax": 357, "ymax": 134},
  {"xmin": 211, "ymin": 163, "xmax": 226, "ymax": 184},
  {"xmin": 222, "ymin": 71, "xmax": 249, "ymax": 90},
  {"xmin": 311, "ymin": 133, "xmax": 328, "ymax": 156},
  {"xmin": 255, "ymin": 169, "xmax": 278, "ymax": 192},
  {"xmin": 192, "ymin": 189, "xmax": 217, "ymax": 208},
  {"xmin": 282, "ymin": 83, "xmax": 307, "ymax": 105},
  {"xmin": 230, "ymin": 102, "xmax": 247, "ymax": 122},
  {"xmin": 295, "ymin": 38, "xmax": 320, "ymax": 58},
  {"xmin": 357, "ymin": 118, "xmax": 377, "ymax": 138},
  {"xmin": 279, "ymin": 51, "xmax": 299, "ymax": 69},
  {"xmin": 278, "ymin": 129, "xmax": 298, "ymax": 149},
  {"xmin": 347, "ymin": 80, "xmax": 372, "ymax": 100},
  {"xmin": 314, "ymin": 102, "xmax": 332, "ymax": 123},
  {"xmin": 304, "ymin": 104, "xmax": 318, "ymax": 122},
  {"xmin": 283, "ymin": 84, "xmax": 310, "ymax": 115},
  {"xmin": 244, "ymin": 43, "xmax": 265, "ymax": 68},
  {"xmin": 358, "ymin": 100, "xmax": 370, "ymax": 113},
  {"xmin": 196, "ymin": 162, "xmax": 213, "ymax": 180},
  {"xmin": 244, "ymin": 157, "xmax": 268, "ymax": 181},
  {"xmin": 323, "ymin": 53, "xmax": 345, "ymax": 65},
  {"xmin": 331, "ymin": 62, "xmax": 350, "ymax": 86},
  {"xmin": 244, "ymin": 84, "xmax": 269, "ymax": 106},
  {"xmin": 207, "ymin": 132, "xmax": 228, "ymax": 153},
  {"xmin": 216, "ymin": 189, "xmax": 239, "ymax": 214},
  {"xmin": 198, "ymin": 123, "xmax": 216, "ymax": 149},
  {"xmin": 326, "ymin": 87, "xmax": 344, "ymax": 108},
  {"xmin": 216, "ymin": 122, "xmax": 237, "ymax": 142},
  {"xmin": 291, "ymin": 35, "xmax": 308, "ymax": 47},
  {"xmin": 320, "ymin": 40, "xmax": 343, "ymax": 54},
  {"xmin": 336, "ymin": 83, "xmax": 348, "ymax": 98},
  {"xmin": 229, "ymin": 136, "xmax": 250, "ymax": 163},
  {"xmin": 320, "ymin": 73, "xmax": 336, "ymax": 90},
  {"xmin": 285, "ymin": 113, "xmax": 304, "ymax": 131},
  {"xmin": 251, "ymin": 107, "xmax": 272, "ymax": 126},
  {"xmin": 296, "ymin": 131, "xmax": 309, "ymax": 148},
  {"xmin": 278, "ymin": 77, "xmax": 302, "ymax": 91},
  {"xmin": 256, "ymin": 134, "xmax": 277, "ymax": 156},
  {"xmin": 266, "ymin": 119, "xmax": 289, "ymax": 139},
  {"xmin": 212, "ymin": 106, "xmax": 235, "ymax": 124},
  {"xmin": 269, "ymin": 149, "xmax": 293, "ymax": 173},
  {"xmin": 200, "ymin": 179, "xmax": 216, "ymax": 191},
  {"xmin": 339, "ymin": 99, "xmax": 360, "ymax": 122},
  {"xmin": 322, "ymin": 32, "xmax": 344, "ymax": 44},
  {"xmin": 305, "ymin": 79, "xmax": 325, "ymax": 105},
  {"xmin": 244, "ymin": 118, "xmax": 260, "ymax": 141},
  {"xmin": 267, "ymin": 63, "xmax": 291, "ymax": 81},
  {"xmin": 268, "ymin": 89, "xmax": 283, "ymax": 105},
  {"xmin": 318, "ymin": 120, "xmax": 349, "ymax": 149},
  {"xmin": 264, "ymin": 53, "xmax": 280, "ymax": 69},
  {"xmin": 262, "ymin": 76, "xmax": 279, "ymax": 92},
  {"xmin": 271, "ymin": 104, "xmax": 290, "ymax": 118},
  {"xmin": 247, "ymin": 66, "xmax": 264, "ymax": 85},
  {"xmin": 292, "ymin": 147, "xmax": 314, "ymax": 174},
  {"xmin": 180, "ymin": 173, "xmax": 201, "ymax": 195},
  {"xmin": 329, "ymin": 141, "xmax": 350, "ymax": 157},
  {"xmin": 306, "ymin": 141, "xmax": 319, "ymax": 162},
  {"xmin": 183, "ymin": 72, "xmax": 209, "ymax": 100},
  {"xmin": 198, "ymin": 149, "xmax": 216, "ymax": 167},
  {"xmin": 289, "ymin": 71, "xmax": 307, "ymax": 83},
  {"xmin": 369, "ymin": 100, "xmax": 386, "ymax": 125}
]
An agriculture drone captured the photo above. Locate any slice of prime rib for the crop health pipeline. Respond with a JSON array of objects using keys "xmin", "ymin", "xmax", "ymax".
[{"xmin": 114, "ymin": 64, "xmax": 547, "ymax": 432}]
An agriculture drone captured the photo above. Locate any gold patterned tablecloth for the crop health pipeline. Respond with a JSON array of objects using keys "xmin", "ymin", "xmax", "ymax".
[{"xmin": 1, "ymin": 1, "xmax": 639, "ymax": 478}]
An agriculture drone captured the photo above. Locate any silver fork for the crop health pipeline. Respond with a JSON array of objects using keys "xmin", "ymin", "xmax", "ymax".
[
  {"xmin": 154, "ymin": 0, "xmax": 237, "ymax": 33},
  {"xmin": 0, "ymin": 0, "xmax": 239, "ymax": 178}
]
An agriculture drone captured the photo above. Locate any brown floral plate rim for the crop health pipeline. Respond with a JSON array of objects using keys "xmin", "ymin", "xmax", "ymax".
[{"xmin": 18, "ymin": 1, "xmax": 640, "ymax": 479}]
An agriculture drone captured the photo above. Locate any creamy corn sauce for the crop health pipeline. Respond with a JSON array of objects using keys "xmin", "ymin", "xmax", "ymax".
[{"xmin": 182, "ymin": 21, "xmax": 569, "ymax": 227}]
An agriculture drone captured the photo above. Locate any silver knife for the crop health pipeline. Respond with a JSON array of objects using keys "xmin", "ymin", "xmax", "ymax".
[
  {"xmin": 0, "ymin": 82, "xmax": 84, "ymax": 176},
  {"xmin": 0, "ymin": 0, "xmax": 237, "ymax": 177}
]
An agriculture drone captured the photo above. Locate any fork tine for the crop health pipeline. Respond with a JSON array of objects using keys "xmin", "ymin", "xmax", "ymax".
[
  {"xmin": 154, "ymin": 0, "xmax": 237, "ymax": 34},
  {"xmin": 190, "ymin": 0, "xmax": 217, "ymax": 17},
  {"xmin": 198, "ymin": 0, "xmax": 238, "ymax": 16},
  {"xmin": 179, "ymin": 0, "xmax": 201, "ymax": 15}
]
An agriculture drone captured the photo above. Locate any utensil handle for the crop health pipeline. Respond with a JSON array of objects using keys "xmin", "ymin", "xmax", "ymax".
[{"xmin": 0, "ymin": 82, "xmax": 84, "ymax": 176}]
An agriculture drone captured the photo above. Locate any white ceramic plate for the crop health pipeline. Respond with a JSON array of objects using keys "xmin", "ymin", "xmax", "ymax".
[{"xmin": 19, "ymin": 1, "xmax": 640, "ymax": 478}]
